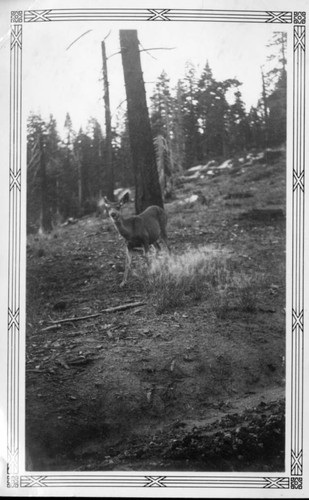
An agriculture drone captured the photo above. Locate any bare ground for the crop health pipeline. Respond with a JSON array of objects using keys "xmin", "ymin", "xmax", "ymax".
[{"xmin": 26, "ymin": 154, "xmax": 286, "ymax": 472}]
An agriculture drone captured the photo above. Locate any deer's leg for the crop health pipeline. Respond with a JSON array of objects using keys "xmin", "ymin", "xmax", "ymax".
[
  {"xmin": 153, "ymin": 241, "xmax": 161, "ymax": 251},
  {"xmin": 151, "ymin": 241, "xmax": 163, "ymax": 259},
  {"xmin": 163, "ymin": 240, "xmax": 171, "ymax": 253},
  {"xmin": 159, "ymin": 224, "xmax": 170, "ymax": 253},
  {"xmin": 141, "ymin": 240, "xmax": 151, "ymax": 267},
  {"xmin": 158, "ymin": 235, "xmax": 170, "ymax": 253},
  {"xmin": 120, "ymin": 246, "xmax": 132, "ymax": 287}
]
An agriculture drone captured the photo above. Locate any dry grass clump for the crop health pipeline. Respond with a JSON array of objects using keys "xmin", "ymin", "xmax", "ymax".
[
  {"xmin": 142, "ymin": 246, "xmax": 229, "ymax": 314},
  {"xmin": 141, "ymin": 246, "xmax": 262, "ymax": 316}
]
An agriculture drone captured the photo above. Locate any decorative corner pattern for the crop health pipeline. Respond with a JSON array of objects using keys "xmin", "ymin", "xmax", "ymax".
[
  {"xmin": 11, "ymin": 11, "xmax": 23, "ymax": 23},
  {"xmin": 291, "ymin": 477, "xmax": 303, "ymax": 489},
  {"xmin": 294, "ymin": 12, "xmax": 306, "ymax": 24},
  {"xmin": 7, "ymin": 475, "xmax": 19, "ymax": 488}
]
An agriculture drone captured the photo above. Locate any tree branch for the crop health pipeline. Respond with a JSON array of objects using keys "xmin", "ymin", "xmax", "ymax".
[
  {"xmin": 103, "ymin": 30, "xmax": 111, "ymax": 42},
  {"xmin": 108, "ymin": 50, "xmax": 122, "ymax": 59},
  {"xmin": 139, "ymin": 47, "xmax": 176, "ymax": 52},
  {"xmin": 66, "ymin": 30, "xmax": 93, "ymax": 51},
  {"xmin": 139, "ymin": 45, "xmax": 176, "ymax": 61}
]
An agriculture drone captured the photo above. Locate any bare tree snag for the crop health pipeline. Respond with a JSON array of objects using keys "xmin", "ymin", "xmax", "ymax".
[
  {"xmin": 119, "ymin": 29, "xmax": 163, "ymax": 213},
  {"xmin": 101, "ymin": 40, "xmax": 115, "ymax": 201}
]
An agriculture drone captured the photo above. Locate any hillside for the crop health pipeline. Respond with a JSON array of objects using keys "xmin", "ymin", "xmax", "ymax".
[{"xmin": 26, "ymin": 149, "xmax": 286, "ymax": 472}]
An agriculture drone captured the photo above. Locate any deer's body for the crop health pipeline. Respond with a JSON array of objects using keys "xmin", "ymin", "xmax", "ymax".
[
  {"xmin": 112, "ymin": 205, "xmax": 167, "ymax": 251},
  {"xmin": 103, "ymin": 195, "xmax": 168, "ymax": 286}
]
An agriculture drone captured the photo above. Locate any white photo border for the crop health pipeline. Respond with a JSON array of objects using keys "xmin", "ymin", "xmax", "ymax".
[{"xmin": 7, "ymin": 6, "xmax": 305, "ymax": 493}]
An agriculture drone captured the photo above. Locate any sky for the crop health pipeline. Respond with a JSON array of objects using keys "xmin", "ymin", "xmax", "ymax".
[{"xmin": 21, "ymin": 19, "xmax": 286, "ymax": 136}]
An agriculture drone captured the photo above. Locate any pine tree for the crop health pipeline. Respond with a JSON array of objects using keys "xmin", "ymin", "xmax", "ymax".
[
  {"xmin": 247, "ymin": 106, "xmax": 264, "ymax": 150},
  {"xmin": 112, "ymin": 112, "xmax": 134, "ymax": 188},
  {"xmin": 267, "ymin": 70, "xmax": 286, "ymax": 146},
  {"xmin": 197, "ymin": 61, "xmax": 216, "ymax": 159},
  {"xmin": 180, "ymin": 62, "xmax": 201, "ymax": 167},
  {"xmin": 227, "ymin": 89, "xmax": 250, "ymax": 153},
  {"xmin": 87, "ymin": 118, "xmax": 105, "ymax": 200},
  {"xmin": 150, "ymin": 70, "xmax": 173, "ymax": 138},
  {"xmin": 266, "ymin": 32, "xmax": 287, "ymax": 91},
  {"xmin": 27, "ymin": 113, "xmax": 60, "ymax": 232},
  {"xmin": 61, "ymin": 113, "xmax": 79, "ymax": 218},
  {"xmin": 27, "ymin": 113, "xmax": 46, "ymax": 232},
  {"xmin": 64, "ymin": 112, "xmax": 75, "ymax": 146},
  {"xmin": 46, "ymin": 115, "xmax": 62, "ymax": 221},
  {"xmin": 171, "ymin": 80, "xmax": 186, "ymax": 172},
  {"xmin": 265, "ymin": 33, "xmax": 287, "ymax": 146}
]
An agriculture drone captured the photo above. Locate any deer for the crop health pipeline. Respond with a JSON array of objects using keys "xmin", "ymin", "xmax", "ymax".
[{"xmin": 103, "ymin": 192, "xmax": 169, "ymax": 287}]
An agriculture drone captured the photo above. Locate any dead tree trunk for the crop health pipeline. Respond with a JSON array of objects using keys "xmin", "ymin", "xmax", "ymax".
[
  {"xmin": 101, "ymin": 40, "xmax": 114, "ymax": 201},
  {"xmin": 119, "ymin": 29, "xmax": 163, "ymax": 213}
]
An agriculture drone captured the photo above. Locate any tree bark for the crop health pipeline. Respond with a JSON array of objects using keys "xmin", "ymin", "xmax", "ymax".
[{"xmin": 119, "ymin": 30, "xmax": 163, "ymax": 213}]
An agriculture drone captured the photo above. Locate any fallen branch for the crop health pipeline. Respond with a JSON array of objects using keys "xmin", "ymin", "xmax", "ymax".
[
  {"xmin": 48, "ymin": 313, "xmax": 102, "ymax": 325},
  {"xmin": 103, "ymin": 301, "xmax": 145, "ymax": 313},
  {"xmin": 48, "ymin": 301, "xmax": 146, "ymax": 325}
]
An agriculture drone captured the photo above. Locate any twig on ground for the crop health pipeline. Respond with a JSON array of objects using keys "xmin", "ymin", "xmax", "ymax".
[
  {"xmin": 47, "ymin": 301, "xmax": 146, "ymax": 326},
  {"xmin": 41, "ymin": 324, "xmax": 62, "ymax": 332}
]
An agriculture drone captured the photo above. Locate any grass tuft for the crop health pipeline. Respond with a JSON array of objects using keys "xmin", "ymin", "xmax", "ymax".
[
  {"xmin": 140, "ymin": 247, "xmax": 228, "ymax": 314},
  {"xmin": 140, "ymin": 246, "xmax": 262, "ymax": 316}
]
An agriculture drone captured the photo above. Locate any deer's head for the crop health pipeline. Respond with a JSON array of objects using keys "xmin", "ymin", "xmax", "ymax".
[{"xmin": 102, "ymin": 191, "xmax": 130, "ymax": 223}]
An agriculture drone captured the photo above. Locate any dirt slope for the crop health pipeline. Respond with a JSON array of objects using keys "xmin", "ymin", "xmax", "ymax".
[{"xmin": 26, "ymin": 152, "xmax": 286, "ymax": 471}]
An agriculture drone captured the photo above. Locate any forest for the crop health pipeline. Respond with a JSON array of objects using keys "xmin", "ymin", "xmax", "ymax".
[{"xmin": 26, "ymin": 31, "xmax": 286, "ymax": 233}]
